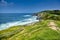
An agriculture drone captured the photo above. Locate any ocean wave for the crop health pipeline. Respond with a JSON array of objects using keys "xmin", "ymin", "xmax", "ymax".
[
  {"xmin": 0, "ymin": 16, "xmax": 39, "ymax": 30},
  {"xmin": 23, "ymin": 15, "xmax": 31, "ymax": 17}
]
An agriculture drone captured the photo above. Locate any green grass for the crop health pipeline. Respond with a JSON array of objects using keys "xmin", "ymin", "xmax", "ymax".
[
  {"xmin": 55, "ymin": 20, "xmax": 60, "ymax": 28},
  {"xmin": 0, "ymin": 20, "xmax": 60, "ymax": 40}
]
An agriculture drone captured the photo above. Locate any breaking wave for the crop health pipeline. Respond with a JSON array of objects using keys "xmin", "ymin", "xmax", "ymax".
[{"xmin": 0, "ymin": 16, "xmax": 39, "ymax": 30}]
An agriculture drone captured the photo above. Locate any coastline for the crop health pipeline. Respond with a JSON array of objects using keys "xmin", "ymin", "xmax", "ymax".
[{"xmin": 0, "ymin": 16, "xmax": 39, "ymax": 30}]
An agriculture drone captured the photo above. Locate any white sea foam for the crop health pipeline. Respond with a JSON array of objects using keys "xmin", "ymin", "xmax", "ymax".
[
  {"xmin": 0, "ymin": 16, "xmax": 39, "ymax": 30},
  {"xmin": 23, "ymin": 15, "xmax": 31, "ymax": 17}
]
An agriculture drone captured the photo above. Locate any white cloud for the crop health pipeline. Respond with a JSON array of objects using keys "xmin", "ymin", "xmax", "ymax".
[{"xmin": 0, "ymin": 0, "xmax": 14, "ymax": 7}]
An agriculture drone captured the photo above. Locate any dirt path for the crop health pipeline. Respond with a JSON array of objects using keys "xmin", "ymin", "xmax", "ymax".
[{"xmin": 48, "ymin": 20, "xmax": 60, "ymax": 31}]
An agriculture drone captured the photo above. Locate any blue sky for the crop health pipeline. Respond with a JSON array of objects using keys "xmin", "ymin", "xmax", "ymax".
[{"xmin": 0, "ymin": 0, "xmax": 60, "ymax": 13}]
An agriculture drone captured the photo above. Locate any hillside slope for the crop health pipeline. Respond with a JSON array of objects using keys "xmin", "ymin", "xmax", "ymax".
[
  {"xmin": 37, "ymin": 10, "xmax": 60, "ymax": 20},
  {"xmin": 0, "ymin": 10, "xmax": 60, "ymax": 40}
]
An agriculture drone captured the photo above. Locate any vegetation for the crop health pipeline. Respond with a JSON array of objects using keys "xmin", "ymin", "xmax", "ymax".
[
  {"xmin": 37, "ymin": 10, "xmax": 60, "ymax": 20},
  {"xmin": 0, "ymin": 10, "xmax": 60, "ymax": 40}
]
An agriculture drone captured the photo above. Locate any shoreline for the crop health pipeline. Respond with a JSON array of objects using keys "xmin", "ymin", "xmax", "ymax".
[{"xmin": 0, "ymin": 16, "xmax": 39, "ymax": 30}]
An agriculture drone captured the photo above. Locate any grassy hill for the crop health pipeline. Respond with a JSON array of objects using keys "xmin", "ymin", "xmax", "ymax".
[
  {"xmin": 37, "ymin": 10, "xmax": 60, "ymax": 20},
  {"xmin": 0, "ymin": 10, "xmax": 60, "ymax": 40}
]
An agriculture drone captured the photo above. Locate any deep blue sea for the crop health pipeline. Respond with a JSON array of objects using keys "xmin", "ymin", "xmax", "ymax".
[{"xmin": 0, "ymin": 13, "xmax": 39, "ymax": 30}]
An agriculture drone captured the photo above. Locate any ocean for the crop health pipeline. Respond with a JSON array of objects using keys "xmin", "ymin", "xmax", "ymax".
[{"xmin": 0, "ymin": 13, "xmax": 39, "ymax": 30}]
